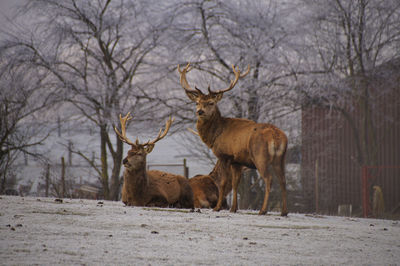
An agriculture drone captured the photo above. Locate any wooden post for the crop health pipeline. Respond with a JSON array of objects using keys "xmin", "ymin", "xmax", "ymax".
[
  {"xmin": 61, "ymin": 157, "xmax": 65, "ymax": 198},
  {"xmin": 315, "ymin": 159, "xmax": 319, "ymax": 213},
  {"xmin": 45, "ymin": 164, "xmax": 50, "ymax": 197},
  {"xmin": 362, "ymin": 166, "xmax": 369, "ymax": 218},
  {"xmin": 68, "ymin": 141, "xmax": 72, "ymax": 166},
  {"xmin": 183, "ymin": 158, "xmax": 189, "ymax": 178}
]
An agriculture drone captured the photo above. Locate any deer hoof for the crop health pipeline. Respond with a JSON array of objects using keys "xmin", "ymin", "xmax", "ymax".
[
  {"xmin": 213, "ymin": 207, "xmax": 221, "ymax": 212},
  {"xmin": 258, "ymin": 210, "xmax": 267, "ymax": 215}
]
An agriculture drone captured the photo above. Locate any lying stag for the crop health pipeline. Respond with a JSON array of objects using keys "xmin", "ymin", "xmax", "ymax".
[
  {"xmin": 189, "ymin": 160, "xmax": 229, "ymax": 209},
  {"xmin": 178, "ymin": 63, "xmax": 288, "ymax": 216},
  {"xmin": 115, "ymin": 113, "xmax": 194, "ymax": 208}
]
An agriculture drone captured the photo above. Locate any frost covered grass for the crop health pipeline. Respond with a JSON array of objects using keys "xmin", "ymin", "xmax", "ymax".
[{"xmin": 1, "ymin": 195, "xmax": 399, "ymax": 265}]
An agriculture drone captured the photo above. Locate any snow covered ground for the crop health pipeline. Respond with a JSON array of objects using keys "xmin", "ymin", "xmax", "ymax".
[{"xmin": 1, "ymin": 195, "xmax": 399, "ymax": 265}]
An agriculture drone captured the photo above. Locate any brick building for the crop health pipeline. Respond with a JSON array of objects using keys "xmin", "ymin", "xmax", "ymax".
[{"xmin": 301, "ymin": 59, "xmax": 400, "ymax": 216}]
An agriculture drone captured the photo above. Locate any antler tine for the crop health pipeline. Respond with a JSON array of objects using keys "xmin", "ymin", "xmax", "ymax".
[
  {"xmin": 187, "ymin": 128, "xmax": 200, "ymax": 136},
  {"xmin": 144, "ymin": 117, "xmax": 175, "ymax": 146},
  {"xmin": 177, "ymin": 62, "xmax": 197, "ymax": 93},
  {"xmin": 240, "ymin": 64, "xmax": 251, "ymax": 78},
  {"xmin": 215, "ymin": 64, "xmax": 250, "ymax": 94},
  {"xmin": 114, "ymin": 112, "xmax": 136, "ymax": 146}
]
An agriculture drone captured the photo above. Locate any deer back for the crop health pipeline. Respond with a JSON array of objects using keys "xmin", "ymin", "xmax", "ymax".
[
  {"xmin": 148, "ymin": 170, "xmax": 194, "ymax": 208},
  {"xmin": 201, "ymin": 117, "xmax": 287, "ymax": 168}
]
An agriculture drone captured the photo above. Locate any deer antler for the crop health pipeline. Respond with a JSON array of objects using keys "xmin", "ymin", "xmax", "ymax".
[
  {"xmin": 178, "ymin": 62, "xmax": 249, "ymax": 95},
  {"xmin": 177, "ymin": 63, "xmax": 193, "ymax": 92},
  {"xmin": 142, "ymin": 117, "xmax": 175, "ymax": 146},
  {"xmin": 214, "ymin": 64, "xmax": 250, "ymax": 94},
  {"xmin": 187, "ymin": 128, "xmax": 199, "ymax": 136},
  {"xmin": 177, "ymin": 62, "xmax": 203, "ymax": 94},
  {"xmin": 114, "ymin": 112, "xmax": 136, "ymax": 146}
]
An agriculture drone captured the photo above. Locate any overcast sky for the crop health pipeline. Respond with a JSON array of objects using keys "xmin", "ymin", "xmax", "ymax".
[
  {"xmin": 0, "ymin": 0, "xmax": 25, "ymax": 23},
  {"xmin": 0, "ymin": 0, "xmax": 26, "ymax": 40}
]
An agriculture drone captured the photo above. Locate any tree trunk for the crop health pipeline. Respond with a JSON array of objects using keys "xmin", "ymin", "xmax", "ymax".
[
  {"xmin": 109, "ymin": 136, "xmax": 123, "ymax": 201},
  {"xmin": 349, "ymin": 76, "xmax": 378, "ymax": 167},
  {"xmin": 238, "ymin": 61, "xmax": 262, "ymax": 210},
  {"xmin": 0, "ymin": 150, "xmax": 9, "ymax": 193},
  {"xmin": 238, "ymin": 170, "xmax": 253, "ymax": 209},
  {"xmin": 360, "ymin": 80, "xmax": 378, "ymax": 166},
  {"xmin": 100, "ymin": 124, "xmax": 110, "ymax": 200},
  {"xmin": 61, "ymin": 157, "xmax": 65, "ymax": 198}
]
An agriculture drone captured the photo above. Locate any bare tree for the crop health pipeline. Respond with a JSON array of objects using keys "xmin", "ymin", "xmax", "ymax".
[
  {"xmin": 0, "ymin": 50, "xmax": 56, "ymax": 193},
  {"xmin": 3, "ymin": 0, "xmax": 168, "ymax": 200}
]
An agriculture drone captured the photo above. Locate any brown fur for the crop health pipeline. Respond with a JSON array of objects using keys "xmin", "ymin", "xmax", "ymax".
[
  {"xmin": 208, "ymin": 159, "xmax": 238, "ymax": 199},
  {"xmin": 178, "ymin": 64, "xmax": 288, "ymax": 216},
  {"xmin": 189, "ymin": 171, "xmax": 228, "ymax": 209},
  {"xmin": 185, "ymin": 144, "xmax": 234, "ymax": 207}
]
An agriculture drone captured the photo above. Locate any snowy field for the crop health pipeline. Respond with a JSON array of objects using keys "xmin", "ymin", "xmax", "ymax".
[{"xmin": 1, "ymin": 195, "xmax": 399, "ymax": 265}]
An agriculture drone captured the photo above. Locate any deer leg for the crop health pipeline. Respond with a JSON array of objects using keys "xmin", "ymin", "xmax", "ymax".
[
  {"xmin": 213, "ymin": 177, "xmax": 227, "ymax": 212},
  {"xmin": 273, "ymin": 162, "xmax": 288, "ymax": 216},
  {"xmin": 214, "ymin": 159, "xmax": 233, "ymax": 212},
  {"xmin": 253, "ymin": 155, "xmax": 274, "ymax": 215},
  {"xmin": 230, "ymin": 164, "xmax": 243, "ymax": 213},
  {"xmin": 259, "ymin": 171, "xmax": 273, "ymax": 215}
]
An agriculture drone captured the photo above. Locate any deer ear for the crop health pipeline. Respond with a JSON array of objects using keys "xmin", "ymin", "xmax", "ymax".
[{"xmin": 144, "ymin": 144, "xmax": 155, "ymax": 154}]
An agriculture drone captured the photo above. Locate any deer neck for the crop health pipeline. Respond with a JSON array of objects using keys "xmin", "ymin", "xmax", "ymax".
[
  {"xmin": 196, "ymin": 107, "xmax": 224, "ymax": 149},
  {"xmin": 124, "ymin": 167, "xmax": 149, "ymax": 198}
]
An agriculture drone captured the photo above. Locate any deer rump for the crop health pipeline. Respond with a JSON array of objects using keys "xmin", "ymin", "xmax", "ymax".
[
  {"xmin": 122, "ymin": 170, "xmax": 194, "ymax": 208},
  {"xmin": 189, "ymin": 174, "xmax": 228, "ymax": 209}
]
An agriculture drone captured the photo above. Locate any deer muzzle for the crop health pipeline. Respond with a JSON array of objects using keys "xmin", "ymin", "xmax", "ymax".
[{"xmin": 197, "ymin": 109, "xmax": 205, "ymax": 116}]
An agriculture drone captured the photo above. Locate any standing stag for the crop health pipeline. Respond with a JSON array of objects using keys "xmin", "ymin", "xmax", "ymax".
[
  {"xmin": 178, "ymin": 63, "xmax": 288, "ymax": 216},
  {"xmin": 115, "ymin": 113, "xmax": 194, "ymax": 208}
]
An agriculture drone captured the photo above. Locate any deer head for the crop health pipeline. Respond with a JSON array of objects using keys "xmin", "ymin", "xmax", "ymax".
[
  {"xmin": 177, "ymin": 62, "xmax": 250, "ymax": 119},
  {"xmin": 114, "ymin": 112, "xmax": 174, "ymax": 170}
]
